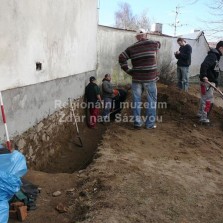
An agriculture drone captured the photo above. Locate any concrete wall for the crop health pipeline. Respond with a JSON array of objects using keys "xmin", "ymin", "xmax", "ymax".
[
  {"xmin": 97, "ymin": 26, "xmax": 135, "ymax": 84},
  {"xmin": 97, "ymin": 26, "xmax": 210, "ymax": 85},
  {"xmin": 0, "ymin": 0, "xmax": 98, "ymax": 140},
  {"xmin": 0, "ymin": 71, "xmax": 95, "ymax": 141},
  {"xmin": 97, "ymin": 26, "xmax": 174, "ymax": 85},
  {"xmin": 172, "ymin": 34, "xmax": 210, "ymax": 77},
  {"xmin": 0, "ymin": 0, "xmax": 98, "ymax": 91}
]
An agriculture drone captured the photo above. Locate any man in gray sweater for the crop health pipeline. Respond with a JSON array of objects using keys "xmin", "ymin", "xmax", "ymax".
[{"xmin": 102, "ymin": 74, "xmax": 117, "ymax": 121}]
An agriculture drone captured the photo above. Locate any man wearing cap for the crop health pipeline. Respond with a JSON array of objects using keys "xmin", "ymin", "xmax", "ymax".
[
  {"xmin": 119, "ymin": 28, "xmax": 161, "ymax": 129},
  {"xmin": 85, "ymin": 76, "xmax": 102, "ymax": 128},
  {"xmin": 174, "ymin": 38, "xmax": 192, "ymax": 91}
]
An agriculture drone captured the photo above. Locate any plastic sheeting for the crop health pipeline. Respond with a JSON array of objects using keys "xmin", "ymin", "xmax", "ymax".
[
  {"xmin": 0, "ymin": 200, "xmax": 9, "ymax": 223},
  {"xmin": 0, "ymin": 149, "xmax": 27, "ymax": 223},
  {"xmin": 0, "ymin": 150, "xmax": 27, "ymax": 178}
]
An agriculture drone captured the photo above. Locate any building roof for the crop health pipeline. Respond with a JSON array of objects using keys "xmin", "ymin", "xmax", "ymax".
[
  {"xmin": 99, "ymin": 25, "xmax": 172, "ymax": 38},
  {"xmin": 177, "ymin": 31, "xmax": 204, "ymax": 40},
  {"xmin": 208, "ymin": 42, "xmax": 217, "ymax": 48},
  {"xmin": 177, "ymin": 30, "xmax": 210, "ymax": 49}
]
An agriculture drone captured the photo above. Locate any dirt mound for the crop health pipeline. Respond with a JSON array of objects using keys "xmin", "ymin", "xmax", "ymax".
[{"xmin": 9, "ymin": 83, "xmax": 223, "ymax": 223}]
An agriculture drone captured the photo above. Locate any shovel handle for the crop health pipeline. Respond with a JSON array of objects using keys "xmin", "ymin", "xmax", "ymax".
[
  {"xmin": 206, "ymin": 81, "xmax": 223, "ymax": 97},
  {"xmin": 78, "ymin": 136, "xmax": 83, "ymax": 147},
  {"xmin": 69, "ymin": 98, "xmax": 80, "ymax": 134}
]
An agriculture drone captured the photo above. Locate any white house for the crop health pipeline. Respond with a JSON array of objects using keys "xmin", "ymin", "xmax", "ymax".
[
  {"xmin": 97, "ymin": 26, "xmax": 210, "ymax": 84},
  {"xmin": 0, "ymin": 0, "xmax": 98, "ymax": 140}
]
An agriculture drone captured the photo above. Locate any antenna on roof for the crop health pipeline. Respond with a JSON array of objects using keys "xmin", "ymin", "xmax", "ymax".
[{"xmin": 168, "ymin": 6, "xmax": 187, "ymax": 36}]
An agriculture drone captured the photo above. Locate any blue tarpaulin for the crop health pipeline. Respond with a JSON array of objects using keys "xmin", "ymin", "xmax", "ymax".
[{"xmin": 0, "ymin": 146, "xmax": 27, "ymax": 223}]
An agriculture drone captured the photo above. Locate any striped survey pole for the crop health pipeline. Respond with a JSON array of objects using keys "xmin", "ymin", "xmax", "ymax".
[{"xmin": 0, "ymin": 91, "xmax": 12, "ymax": 152}]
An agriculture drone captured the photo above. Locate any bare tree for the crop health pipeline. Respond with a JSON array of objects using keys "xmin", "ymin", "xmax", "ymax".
[
  {"xmin": 115, "ymin": 2, "xmax": 136, "ymax": 29},
  {"xmin": 158, "ymin": 59, "xmax": 176, "ymax": 84},
  {"xmin": 184, "ymin": 0, "xmax": 222, "ymax": 39},
  {"xmin": 136, "ymin": 10, "xmax": 151, "ymax": 31},
  {"xmin": 207, "ymin": 0, "xmax": 223, "ymax": 35},
  {"xmin": 114, "ymin": 2, "xmax": 151, "ymax": 30}
]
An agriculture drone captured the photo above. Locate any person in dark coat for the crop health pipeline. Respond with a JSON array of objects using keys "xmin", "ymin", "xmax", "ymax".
[
  {"xmin": 85, "ymin": 76, "xmax": 102, "ymax": 128},
  {"xmin": 174, "ymin": 37, "xmax": 192, "ymax": 92},
  {"xmin": 110, "ymin": 84, "xmax": 131, "ymax": 120},
  {"xmin": 197, "ymin": 41, "xmax": 223, "ymax": 123}
]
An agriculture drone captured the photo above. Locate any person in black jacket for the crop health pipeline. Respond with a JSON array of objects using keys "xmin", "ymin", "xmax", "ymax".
[
  {"xmin": 197, "ymin": 41, "xmax": 223, "ymax": 123},
  {"xmin": 85, "ymin": 76, "xmax": 102, "ymax": 128},
  {"xmin": 174, "ymin": 38, "xmax": 192, "ymax": 91}
]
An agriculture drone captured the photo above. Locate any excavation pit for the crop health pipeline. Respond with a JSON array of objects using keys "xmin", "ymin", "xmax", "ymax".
[{"xmin": 14, "ymin": 103, "xmax": 107, "ymax": 174}]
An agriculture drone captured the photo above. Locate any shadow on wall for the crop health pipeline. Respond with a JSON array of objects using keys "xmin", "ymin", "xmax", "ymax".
[{"xmin": 111, "ymin": 64, "xmax": 132, "ymax": 86}]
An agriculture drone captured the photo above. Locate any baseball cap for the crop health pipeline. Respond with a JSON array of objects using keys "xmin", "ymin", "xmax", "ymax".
[
  {"xmin": 136, "ymin": 28, "xmax": 147, "ymax": 36},
  {"xmin": 89, "ymin": 76, "xmax": 96, "ymax": 82}
]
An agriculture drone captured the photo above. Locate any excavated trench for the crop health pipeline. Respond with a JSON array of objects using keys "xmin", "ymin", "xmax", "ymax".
[
  {"xmin": 39, "ymin": 123, "xmax": 106, "ymax": 173},
  {"xmin": 14, "ymin": 100, "xmax": 107, "ymax": 173},
  {"xmin": 14, "ymin": 87, "xmax": 131, "ymax": 174},
  {"xmin": 40, "ymin": 121, "xmax": 106, "ymax": 173},
  {"xmin": 14, "ymin": 87, "xmax": 174, "ymax": 174}
]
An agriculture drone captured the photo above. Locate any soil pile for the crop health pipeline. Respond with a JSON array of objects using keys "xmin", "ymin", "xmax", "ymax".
[{"xmin": 9, "ymin": 83, "xmax": 223, "ymax": 223}]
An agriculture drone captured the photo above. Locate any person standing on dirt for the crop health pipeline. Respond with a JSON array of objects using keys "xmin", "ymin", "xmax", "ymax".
[
  {"xmin": 101, "ymin": 74, "xmax": 119, "ymax": 122},
  {"xmin": 85, "ymin": 76, "xmax": 102, "ymax": 128},
  {"xmin": 174, "ymin": 38, "xmax": 192, "ymax": 92},
  {"xmin": 197, "ymin": 41, "xmax": 223, "ymax": 124},
  {"xmin": 119, "ymin": 28, "xmax": 161, "ymax": 129}
]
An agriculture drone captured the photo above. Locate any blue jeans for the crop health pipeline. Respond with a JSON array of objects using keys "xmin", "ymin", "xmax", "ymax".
[
  {"xmin": 102, "ymin": 97, "xmax": 112, "ymax": 121},
  {"xmin": 177, "ymin": 66, "xmax": 189, "ymax": 91},
  {"xmin": 132, "ymin": 82, "xmax": 157, "ymax": 128}
]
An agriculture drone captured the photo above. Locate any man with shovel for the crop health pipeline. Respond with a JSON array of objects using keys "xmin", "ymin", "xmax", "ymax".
[{"xmin": 197, "ymin": 41, "xmax": 223, "ymax": 124}]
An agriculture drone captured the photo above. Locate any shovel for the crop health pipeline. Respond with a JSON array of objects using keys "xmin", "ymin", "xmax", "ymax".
[
  {"xmin": 207, "ymin": 81, "xmax": 223, "ymax": 99},
  {"xmin": 69, "ymin": 98, "xmax": 83, "ymax": 147}
]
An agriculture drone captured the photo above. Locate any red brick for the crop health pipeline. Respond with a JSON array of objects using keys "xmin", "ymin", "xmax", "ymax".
[
  {"xmin": 17, "ymin": 206, "xmax": 28, "ymax": 221},
  {"xmin": 9, "ymin": 210, "xmax": 18, "ymax": 220},
  {"xmin": 10, "ymin": 201, "xmax": 25, "ymax": 210}
]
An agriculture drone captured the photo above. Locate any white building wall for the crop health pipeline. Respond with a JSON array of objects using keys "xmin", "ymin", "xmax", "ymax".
[
  {"xmin": 97, "ymin": 26, "xmax": 210, "ymax": 85},
  {"xmin": 97, "ymin": 26, "xmax": 174, "ymax": 84},
  {"xmin": 0, "ymin": 0, "xmax": 98, "ymax": 91},
  {"xmin": 172, "ymin": 34, "xmax": 210, "ymax": 76},
  {"xmin": 97, "ymin": 26, "xmax": 135, "ymax": 83},
  {"xmin": 0, "ymin": 0, "xmax": 98, "ymax": 140}
]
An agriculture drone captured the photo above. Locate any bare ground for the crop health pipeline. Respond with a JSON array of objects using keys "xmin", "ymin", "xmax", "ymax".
[{"xmin": 9, "ymin": 83, "xmax": 223, "ymax": 223}]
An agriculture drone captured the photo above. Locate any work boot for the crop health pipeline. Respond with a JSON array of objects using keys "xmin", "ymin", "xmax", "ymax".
[
  {"xmin": 134, "ymin": 125, "xmax": 141, "ymax": 130},
  {"xmin": 199, "ymin": 118, "xmax": 210, "ymax": 124},
  {"xmin": 196, "ymin": 112, "xmax": 202, "ymax": 118},
  {"xmin": 145, "ymin": 125, "xmax": 157, "ymax": 130}
]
